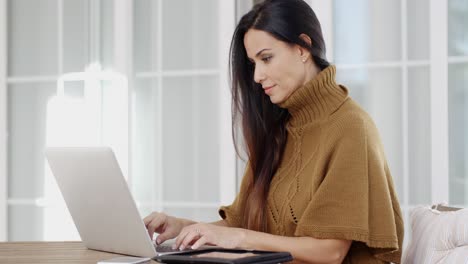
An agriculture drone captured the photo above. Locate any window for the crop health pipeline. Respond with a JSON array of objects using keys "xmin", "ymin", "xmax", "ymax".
[
  {"xmin": 0, "ymin": 0, "xmax": 236, "ymax": 241},
  {"xmin": 309, "ymin": 0, "xmax": 458, "ymax": 246},
  {"xmin": 448, "ymin": 0, "xmax": 468, "ymax": 205}
]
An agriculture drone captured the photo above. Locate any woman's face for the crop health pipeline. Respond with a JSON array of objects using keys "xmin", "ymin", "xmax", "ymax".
[{"xmin": 244, "ymin": 29, "xmax": 314, "ymax": 104}]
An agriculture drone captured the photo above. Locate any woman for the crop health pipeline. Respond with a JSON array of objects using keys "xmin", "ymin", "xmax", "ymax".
[{"xmin": 144, "ymin": 0, "xmax": 404, "ymax": 263}]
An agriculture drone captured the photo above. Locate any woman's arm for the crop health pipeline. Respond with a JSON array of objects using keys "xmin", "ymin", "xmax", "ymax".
[
  {"xmin": 176, "ymin": 218, "xmax": 229, "ymax": 228},
  {"xmin": 144, "ymin": 211, "xmax": 231, "ymax": 245},
  {"xmin": 180, "ymin": 219, "xmax": 230, "ymax": 228},
  {"xmin": 209, "ymin": 219, "xmax": 229, "ymax": 227},
  {"xmin": 175, "ymin": 224, "xmax": 351, "ymax": 264},
  {"xmin": 240, "ymin": 228, "xmax": 351, "ymax": 264}
]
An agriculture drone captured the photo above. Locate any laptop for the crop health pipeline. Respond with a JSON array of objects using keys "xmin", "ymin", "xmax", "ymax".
[{"xmin": 45, "ymin": 146, "xmax": 194, "ymax": 258}]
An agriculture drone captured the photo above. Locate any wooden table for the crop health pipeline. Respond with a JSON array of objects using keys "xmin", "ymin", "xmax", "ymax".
[{"xmin": 0, "ymin": 242, "xmax": 161, "ymax": 264}]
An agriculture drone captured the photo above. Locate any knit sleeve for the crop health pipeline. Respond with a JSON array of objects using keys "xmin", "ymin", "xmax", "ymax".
[
  {"xmin": 218, "ymin": 163, "xmax": 253, "ymax": 228},
  {"xmin": 294, "ymin": 115, "xmax": 404, "ymax": 263}
]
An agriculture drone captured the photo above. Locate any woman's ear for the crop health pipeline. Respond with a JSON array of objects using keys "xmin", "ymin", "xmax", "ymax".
[
  {"xmin": 297, "ymin": 33, "xmax": 312, "ymax": 62},
  {"xmin": 299, "ymin": 33, "xmax": 312, "ymax": 47}
]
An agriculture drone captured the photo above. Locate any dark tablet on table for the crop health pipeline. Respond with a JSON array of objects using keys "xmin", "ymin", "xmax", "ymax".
[{"xmin": 155, "ymin": 248, "xmax": 293, "ymax": 264}]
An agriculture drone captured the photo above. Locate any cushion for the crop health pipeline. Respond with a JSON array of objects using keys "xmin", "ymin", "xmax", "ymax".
[{"xmin": 402, "ymin": 204, "xmax": 468, "ymax": 263}]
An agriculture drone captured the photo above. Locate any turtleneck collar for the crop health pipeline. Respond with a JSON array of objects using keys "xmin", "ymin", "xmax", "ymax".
[{"xmin": 278, "ymin": 65, "xmax": 348, "ymax": 127}]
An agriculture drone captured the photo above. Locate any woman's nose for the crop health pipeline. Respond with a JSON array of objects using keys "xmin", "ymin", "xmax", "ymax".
[{"xmin": 253, "ymin": 65, "xmax": 265, "ymax": 84}]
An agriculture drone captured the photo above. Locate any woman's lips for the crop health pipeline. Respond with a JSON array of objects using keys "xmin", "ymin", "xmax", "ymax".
[{"xmin": 263, "ymin": 85, "xmax": 275, "ymax": 95}]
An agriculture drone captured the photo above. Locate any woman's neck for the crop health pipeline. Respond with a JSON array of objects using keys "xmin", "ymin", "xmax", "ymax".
[
  {"xmin": 301, "ymin": 62, "xmax": 321, "ymax": 87},
  {"xmin": 278, "ymin": 65, "xmax": 349, "ymax": 127}
]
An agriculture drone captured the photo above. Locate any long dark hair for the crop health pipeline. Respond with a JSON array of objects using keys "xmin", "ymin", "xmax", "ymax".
[{"xmin": 229, "ymin": 0, "xmax": 329, "ymax": 232}]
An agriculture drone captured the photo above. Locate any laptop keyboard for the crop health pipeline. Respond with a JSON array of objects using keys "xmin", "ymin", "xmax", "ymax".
[
  {"xmin": 153, "ymin": 243, "xmax": 195, "ymax": 253},
  {"xmin": 155, "ymin": 244, "xmax": 179, "ymax": 253}
]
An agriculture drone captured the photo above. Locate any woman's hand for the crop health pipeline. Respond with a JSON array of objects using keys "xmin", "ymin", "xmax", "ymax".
[
  {"xmin": 174, "ymin": 223, "xmax": 246, "ymax": 250},
  {"xmin": 143, "ymin": 212, "xmax": 192, "ymax": 244}
]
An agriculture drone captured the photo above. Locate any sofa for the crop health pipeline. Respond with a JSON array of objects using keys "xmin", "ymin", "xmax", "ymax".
[{"xmin": 402, "ymin": 204, "xmax": 468, "ymax": 263}]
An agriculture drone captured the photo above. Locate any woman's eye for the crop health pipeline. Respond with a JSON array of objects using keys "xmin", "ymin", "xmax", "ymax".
[{"xmin": 262, "ymin": 56, "xmax": 272, "ymax": 63}]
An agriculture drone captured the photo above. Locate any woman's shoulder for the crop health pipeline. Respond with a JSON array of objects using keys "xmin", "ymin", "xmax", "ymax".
[
  {"xmin": 325, "ymin": 97, "xmax": 381, "ymax": 142},
  {"xmin": 328, "ymin": 97, "xmax": 373, "ymax": 127}
]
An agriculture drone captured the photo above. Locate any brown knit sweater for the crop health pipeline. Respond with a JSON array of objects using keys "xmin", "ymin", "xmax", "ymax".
[{"xmin": 219, "ymin": 65, "xmax": 404, "ymax": 263}]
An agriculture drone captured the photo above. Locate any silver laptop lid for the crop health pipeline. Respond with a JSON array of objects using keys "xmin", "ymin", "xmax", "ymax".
[{"xmin": 45, "ymin": 147, "xmax": 157, "ymax": 258}]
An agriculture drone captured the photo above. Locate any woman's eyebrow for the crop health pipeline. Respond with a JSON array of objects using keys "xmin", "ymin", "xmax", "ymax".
[
  {"xmin": 248, "ymin": 48, "xmax": 272, "ymax": 62},
  {"xmin": 255, "ymin": 48, "xmax": 271, "ymax": 57}
]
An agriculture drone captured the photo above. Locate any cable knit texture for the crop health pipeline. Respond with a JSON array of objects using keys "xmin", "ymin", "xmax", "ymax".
[{"xmin": 219, "ymin": 65, "xmax": 404, "ymax": 263}]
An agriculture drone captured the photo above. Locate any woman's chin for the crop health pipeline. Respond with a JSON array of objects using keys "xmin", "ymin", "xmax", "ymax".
[
  {"xmin": 269, "ymin": 95, "xmax": 284, "ymax": 105},
  {"xmin": 269, "ymin": 91, "xmax": 293, "ymax": 104}
]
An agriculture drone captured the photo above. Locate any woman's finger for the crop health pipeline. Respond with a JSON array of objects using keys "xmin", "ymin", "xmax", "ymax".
[
  {"xmin": 179, "ymin": 228, "xmax": 202, "ymax": 250},
  {"xmin": 173, "ymin": 228, "xmax": 189, "ymax": 249},
  {"xmin": 147, "ymin": 215, "xmax": 167, "ymax": 239},
  {"xmin": 156, "ymin": 224, "xmax": 180, "ymax": 244},
  {"xmin": 191, "ymin": 236, "xmax": 208, "ymax": 250},
  {"xmin": 155, "ymin": 232, "xmax": 172, "ymax": 245},
  {"xmin": 144, "ymin": 212, "xmax": 162, "ymax": 225}
]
